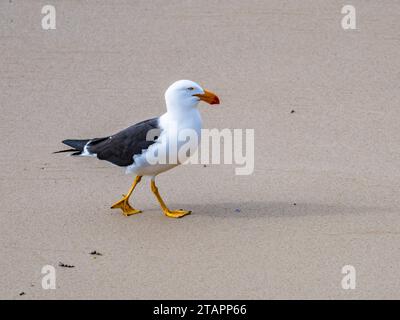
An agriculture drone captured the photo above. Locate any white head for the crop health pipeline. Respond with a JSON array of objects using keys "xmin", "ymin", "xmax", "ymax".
[{"xmin": 164, "ymin": 80, "xmax": 220, "ymax": 114}]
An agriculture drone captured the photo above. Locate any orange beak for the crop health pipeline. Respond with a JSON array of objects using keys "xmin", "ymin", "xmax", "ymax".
[{"xmin": 194, "ymin": 89, "xmax": 220, "ymax": 105}]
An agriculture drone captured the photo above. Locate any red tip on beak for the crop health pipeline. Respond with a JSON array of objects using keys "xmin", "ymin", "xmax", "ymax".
[{"xmin": 194, "ymin": 89, "xmax": 220, "ymax": 105}]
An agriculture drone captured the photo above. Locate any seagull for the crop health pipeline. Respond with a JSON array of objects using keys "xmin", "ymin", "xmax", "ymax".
[{"xmin": 55, "ymin": 80, "xmax": 220, "ymax": 218}]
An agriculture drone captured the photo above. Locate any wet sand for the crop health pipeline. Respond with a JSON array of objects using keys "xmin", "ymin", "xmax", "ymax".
[{"xmin": 1, "ymin": 0, "xmax": 399, "ymax": 299}]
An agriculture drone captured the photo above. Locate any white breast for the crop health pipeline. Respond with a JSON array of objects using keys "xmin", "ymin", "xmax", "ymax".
[{"xmin": 126, "ymin": 109, "xmax": 202, "ymax": 176}]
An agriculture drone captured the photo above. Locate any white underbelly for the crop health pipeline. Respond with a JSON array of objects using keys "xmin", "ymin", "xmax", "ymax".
[
  {"xmin": 127, "ymin": 163, "xmax": 178, "ymax": 176},
  {"xmin": 126, "ymin": 110, "xmax": 202, "ymax": 177}
]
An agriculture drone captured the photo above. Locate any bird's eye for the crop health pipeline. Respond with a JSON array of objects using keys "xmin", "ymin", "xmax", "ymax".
[{"xmin": 187, "ymin": 87, "xmax": 194, "ymax": 91}]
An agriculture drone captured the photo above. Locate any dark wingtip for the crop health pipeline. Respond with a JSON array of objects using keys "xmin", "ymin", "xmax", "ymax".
[
  {"xmin": 53, "ymin": 148, "xmax": 77, "ymax": 154},
  {"xmin": 61, "ymin": 139, "xmax": 90, "ymax": 151}
]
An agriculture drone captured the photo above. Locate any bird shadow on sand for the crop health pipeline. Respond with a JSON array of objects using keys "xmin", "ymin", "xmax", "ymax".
[{"xmin": 162, "ymin": 201, "xmax": 398, "ymax": 219}]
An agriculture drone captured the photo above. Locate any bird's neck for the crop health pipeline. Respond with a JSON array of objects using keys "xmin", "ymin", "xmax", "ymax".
[
  {"xmin": 160, "ymin": 108, "xmax": 202, "ymax": 129},
  {"xmin": 165, "ymin": 102, "xmax": 200, "ymax": 120}
]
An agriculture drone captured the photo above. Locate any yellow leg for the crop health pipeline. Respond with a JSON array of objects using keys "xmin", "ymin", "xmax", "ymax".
[
  {"xmin": 111, "ymin": 175, "xmax": 142, "ymax": 216},
  {"xmin": 150, "ymin": 179, "xmax": 191, "ymax": 218}
]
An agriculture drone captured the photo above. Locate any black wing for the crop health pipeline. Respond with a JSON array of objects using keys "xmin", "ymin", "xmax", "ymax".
[{"xmin": 87, "ymin": 117, "xmax": 161, "ymax": 167}]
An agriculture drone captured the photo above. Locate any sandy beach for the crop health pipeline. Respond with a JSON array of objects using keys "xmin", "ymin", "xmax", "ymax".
[{"xmin": 1, "ymin": 0, "xmax": 399, "ymax": 299}]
